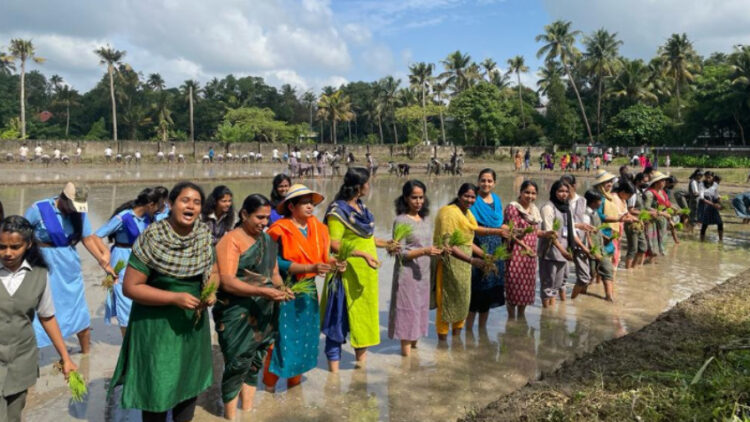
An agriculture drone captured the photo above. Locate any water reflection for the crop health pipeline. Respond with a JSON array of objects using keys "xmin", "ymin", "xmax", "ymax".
[{"xmin": 13, "ymin": 175, "xmax": 749, "ymax": 422}]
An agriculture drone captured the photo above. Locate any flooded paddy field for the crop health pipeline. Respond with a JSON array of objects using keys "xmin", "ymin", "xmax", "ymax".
[{"xmin": 9, "ymin": 170, "xmax": 750, "ymax": 421}]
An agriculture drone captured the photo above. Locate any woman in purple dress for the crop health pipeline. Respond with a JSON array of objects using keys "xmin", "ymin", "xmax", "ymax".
[{"xmin": 388, "ymin": 180, "xmax": 442, "ymax": 357}]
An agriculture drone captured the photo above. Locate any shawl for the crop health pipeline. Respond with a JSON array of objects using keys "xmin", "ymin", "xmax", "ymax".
[
  {"xmin": 267, "ymin": 217, "xmax": 330, "ymax": 281},
  {"xmin": 507, "ymin": 201, "xmax": 542, "ymax": 225},
  {"xmin": 470, "ymin": 193, "xmax": 503, "ymax": 228},
  {"xmin": 325, "ymin": 199, "xmax": 375, "ymax": 238},
  {"xmin": 647, "ymin": 188, "xmax": 672, "ymax": 208},
  {"xmin": 132, "ymin": 219, "xmax": 214, "ymax": 283}
]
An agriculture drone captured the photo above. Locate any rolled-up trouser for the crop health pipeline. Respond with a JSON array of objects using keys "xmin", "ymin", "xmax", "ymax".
[
  {"xmin": 572, "ymin": 250, "xmax": 591, "ymax": 286},
  {"xmin": 540, "ymin": 259, "xmax": 567, "ymax": 299}
]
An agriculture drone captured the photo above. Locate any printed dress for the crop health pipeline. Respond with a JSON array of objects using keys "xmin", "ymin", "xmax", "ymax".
[
  {"xmin": 503, "ymin": 204, "xmax": 539, "ymax": 306},
  {"xmin": 388, "ymin": 215, "xmax": 431, "ymax": 341}
]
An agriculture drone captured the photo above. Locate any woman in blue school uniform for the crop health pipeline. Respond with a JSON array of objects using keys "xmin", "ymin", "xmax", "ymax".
[
  {"xmin": 24, "ymin": 182, "xmax": 108, "ymax": 353},
  {"xmin": 94, "ymin": 188, "xmax": 162, "ymax": 335}
]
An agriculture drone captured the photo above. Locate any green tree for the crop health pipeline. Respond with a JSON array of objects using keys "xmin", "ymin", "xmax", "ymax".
[
  {"xmin": 507, "ymin": 55, "xmax": 530, "ymax": 128},
  {"xmin": 608, "ymin": 59, "xmax": 658, "ymax": 105},
  {"xmin": 378, "ymin": 76, "xmax": 401, "ymax": 143},
  {"xmin": 536, "ymin": 20, "xmax": 594, "ymax": 143},
  {"xmin": 440, "ymin": 50, "xmax": 477, "ymax": 94},
  {"xmin": 730, "ymin": 45, "xmax": 750, "ymax": 144},
  {"xmin": 84, "ymin": 117, "xmax": 108, "ymax": 140},
  {"xmin": 94, "ymin": 45, "xmax": 125, "ymax": 150},
  {"xmin": 8, "ymin": 39, "xmax": 45, "ymax": 139},
  {"xmin": 52, "ymin": 84, "xmax": 80, "ymax": 138},
  {"xmin": 301, "ymin": 90, "xmax": 316, "ymax": 131},
  {"xmin": 605, "ymin": 104, "xmax": 669, "ymax": 146},
  {"xmin": 0, "ymin": 50, "xmax": 15, "ymax": 76},
  {"xmin": 153, "ymin": 92, "xmax": 173, "ymax": 144},
  {"xmin": 180, "ymin": 79, "xmax": 200, "ymax": 156},
  {"xmin": 408, "ymin": 61, "xmax": 434, "ymax": 143},
  {"xmin": 545, "ymin": 77, "xmax": 581, "ymax": 146},
  {"xmin": 659, "ymin": 33, "xmax": 699, "ymax": 120},
  {"xmin": 147, "ymin": 73, "xmax": 165, "ymax": 91},
  {"xmin": 583, "ymin": 29, "xmax": 622, "ymax": 140},
  {"xmin": 448, "ymin": 82, "xmax": 516, "ymax": 146},
  {"xmin": 433, "ymin": 80, "xmax": 448, "ymax": 144}
]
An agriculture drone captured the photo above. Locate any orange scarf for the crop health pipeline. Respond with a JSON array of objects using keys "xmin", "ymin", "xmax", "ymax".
[{"xmin": 267, "ymin": 216, "xmax": 330, "ymax": 280}]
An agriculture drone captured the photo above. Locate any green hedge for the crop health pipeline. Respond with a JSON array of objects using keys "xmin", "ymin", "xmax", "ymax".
[{"xmin": 668, "ymin": 154, "xmax": 750, "ymax": 168}]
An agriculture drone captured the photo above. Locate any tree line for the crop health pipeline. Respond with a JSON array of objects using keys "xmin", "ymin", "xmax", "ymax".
[{"xmin": 1, "ymin": 20, "xmax": 749, "ymax": 151}]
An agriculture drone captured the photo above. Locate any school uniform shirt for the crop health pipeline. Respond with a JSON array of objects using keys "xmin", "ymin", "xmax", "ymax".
[{"xmin": 0, "ymin": 260, "xmax": 55, "ymax": 318}]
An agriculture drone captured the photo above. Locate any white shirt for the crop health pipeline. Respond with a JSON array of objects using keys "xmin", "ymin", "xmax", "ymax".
[
  {"xmin": 104, "ymin": 148, "xmax": 113, "ymax": 157},
  {"xmin": 170, "ymin": 146, "xmax": 176, "ymax": 154},
  {"xmin": 75, "ymin": 147, "xmax": 82, "ymax": 155},
  {"xmin": 313, "ymin": 150, "xmax": 319, "ymax": 158},
  {"xmin": 272, "ymin": 149, "xmax": 279, "ymax": 158},
  {"xmin": 34, "ymin": 146, "xmax": 43, "ymax": 156},
  {"xmin": 135, "ymin": 151, "xmax": 141, "ymax": 159},
  {"xmin": 0, "ymin": 260, "xmax": 55, "ymax": 318},
  {"xmin": 19, "ymin": 146, "xmax": 28, "ymax": 157},
  {"xmin": 53, "ymin": 149, "xmax": 61, "ymax": 158}
]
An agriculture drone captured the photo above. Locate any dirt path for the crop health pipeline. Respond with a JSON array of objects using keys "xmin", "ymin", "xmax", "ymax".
[{"xmin": 461, "ymin": 268, "xmax": 750, "ymax": 421}]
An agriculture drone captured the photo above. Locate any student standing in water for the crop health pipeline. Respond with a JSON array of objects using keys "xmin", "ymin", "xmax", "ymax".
[
  {"xmin": 0, "ymin": 216, "xmax": 77, "ymax": 422},
  {"xmin": 388, "ymin": 180, "xmax": 441, "ymax": 356},
  {"xmin": 264, "ymin": 185, "xmax": 344, "ymax": 388},
  {"xmin": 109, "ymin": 182, "xmax": 215, "ymax": 422},
  {"xmin": 25, "ymin": 182, "xmax": 105, "ymax": 353},
  {"xmin": 93, "ymin": 188, "xmax": 162, "ymax": 334},
  {"xmin": 504, "ymin": 181, "xmax": 543, "ymax": 319},
  {"xmin": 214, "ymin": 194, "xmax": 289, "ymax": 419},
  {"xmin": 537, "ymin": 180, "xmax": 574, "ymax": 308},
  {"xmin": 322, "ymin": 167, "xmax": 395, "ymax": 371},
  {"xmin": 467, "ymin": 169, "xmax": 506, "ymax": 331}
]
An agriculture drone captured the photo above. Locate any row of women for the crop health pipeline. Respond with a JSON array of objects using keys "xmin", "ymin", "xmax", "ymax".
[{"xmin": 1, "ymin": 164, "xmax": 702, "ymax": 422}]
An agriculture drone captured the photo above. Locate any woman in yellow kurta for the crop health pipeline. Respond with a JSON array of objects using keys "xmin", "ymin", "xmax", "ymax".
[
  {"xmin": 322, "ymin": 167, "xmax": 396, "ymax": 372},
  {"xmin": 432, "ymin": 183, "xmax": 507, "ymax": 341}
]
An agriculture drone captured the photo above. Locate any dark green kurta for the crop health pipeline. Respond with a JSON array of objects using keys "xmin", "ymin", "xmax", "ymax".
[{"xmin": 108, "ymin": 254, "xmax": 213, "ymax": 412}]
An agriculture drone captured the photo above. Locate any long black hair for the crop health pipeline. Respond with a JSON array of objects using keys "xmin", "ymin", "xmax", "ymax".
[
  {"xmin": 57, "ymin": 191, "xmax": 83, "ymax": 245},
  {"xmin": 334, "ymin": 167, "xmax": 370, "ymax": 202},
  {"xmin": 689, "ymin": 169, "xmax": 703, "ymax": 180},
  {"xmin": 613, "ymin": 180, "xmax": 636, "ymax": 195},
  {"xmin": 270, "ymin": 174, "xmax": 292, "ymax": 207},
  {"xmin": 237, "ymin": 194, "xmax": 271, "ymax": 227},
  {"xmin": 394, "ymin": 179, "xmax": 430, "ymax": 217},
  {"xmin": 111, "ymin": 188, "xmax": 161, "ymax": 219},
  {"xmin": 520, "ymin": 180, "xmax": 538, "ymax": 194},
  {"xmin": 450, "ymin": 183, "xmax": 478, "ymax": 206},
  {"xmin": 0, "ymin": 216, "xmax": 47, "ymax": 268},
  {"xmin": 203, "ymin": 185, "xmax": 235, "ymax": 231}
]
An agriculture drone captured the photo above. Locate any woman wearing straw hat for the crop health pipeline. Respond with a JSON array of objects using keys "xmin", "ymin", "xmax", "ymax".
[
  {"xmin": 24, "ymin": 182, "xmax": 108, "ymax": 354},
  {"xmin": 592, "ymin": 171, "xmax": 635, "ymax": 271},
  {"xmin": 263, "ymin": 184, "xmax": 345, "ymax": 389},
  {"xmin": 644, "ymin": 171, "xmax": 675, "ymax": 258}
]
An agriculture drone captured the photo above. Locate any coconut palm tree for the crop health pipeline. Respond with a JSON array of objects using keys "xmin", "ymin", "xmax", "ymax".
[
  {"xmin": 0, "ymin": 51, "xmax": 15, "ymax": 76},
  {"xmin": 147, "ymin": 73, "xmax": 165, "ymax": 91},
  {"xmin": 409, "ymin": 61, "xmax": 434, "ymax": 143},
  {"xmin": 536, "ymin": 61, "xmax": 564, "ymax": 96},
  {"xmin": 52, "ymin": 83, "xmax": 80, "ymax": 138},
  {"xmin": 317, "ymin": 90, "xmax": 354, "ymax": 144},
  {"xmin": 536, "ymin": 20, "xmax": 594, "ymax": 143},
  {"xmin": 659, "ymin": 33, "xmax": 699, "ymax": 120},
  {"xmin": 8, "ymin": 39, "xmax": 45, "ymax": 140},
  {"xmin": 49, "ymin": 74, "xmax": 63, "ymax": 92},
  {"xmin": 432, "ymin": 80, "xmax": 448, "ymax": 145},
  {"xmin": 583, "ymin": 29, "xmax": 622, "ymax": 139},
  {"xmin": 440, "ymin": 50, "xmax": 474, "ymax": 94},
  {"xmin": 507, "ymin": 55, "xmax": 530, "ymax": 128},
  {"xmin": 379, "ymin": 76, "xmax": 401, "ymax": 144},
  {"xmin": 153, "ymin": 92, "xmax": 173, "ymax": 145},
  {"xmin": 608, "ymin": 59, "xmax": 658, "ymax": 105},
  {"xmin": 730, "ymin": 45, "xmax": 750, "ymax": 144},
  {"xmin": 95, "ymin": 45, "xmax": 126, "ymax": 151},
  {"xmin": 301, "ymin": 90, "xmax": 316, "ymax": 131},
  {"xmin": 480, "ymin": 58, "xmax": 499, "ymax": 81},
  {"xmin": 180, "ymin": 80, "xmax": 200, "ymax": 157}
]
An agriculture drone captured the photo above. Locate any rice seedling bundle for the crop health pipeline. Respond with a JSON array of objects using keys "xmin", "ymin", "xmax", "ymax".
[
  {"xmin": 445, "ymin": 229, "xmax": 469, "ymax": 247},
  {"xmin": 679, "ymin": 208, "xmax": 691, "ymax": 216},
  {"xmin": 100, "ymin": 260, "xmax": 126, "ymax": 291},
  {"xmin": 194, "ymin": 278, "xmax": 219, "ymax": 325},
  {"xmin": 289, "ymin": 278, "xmax": 317, "ymax": 297},
  {"xmin": 53, "ymin": 360, "xmax": 87, "ymax": 402},
  {"xmin": 393, "ymin": 223, "xmax": 413, "ymax": 242},
  {"xmin": 336, "ymin": 241, "xmax": 356, "ymax": 261}
]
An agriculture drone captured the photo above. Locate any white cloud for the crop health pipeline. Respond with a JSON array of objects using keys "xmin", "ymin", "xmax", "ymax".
[{"xmin": 542, "ymin": 0, "xmax": 750, "ymax": 58}]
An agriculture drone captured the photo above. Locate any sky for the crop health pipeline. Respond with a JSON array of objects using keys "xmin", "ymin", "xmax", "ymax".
[{"xmin": 2, "ymin": 0, "xmax": 750, "ymax": 93}]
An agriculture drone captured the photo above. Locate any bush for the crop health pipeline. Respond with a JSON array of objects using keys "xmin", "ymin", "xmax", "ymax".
[{"xmin": 669, "ymin": 154, "xmax": 750, "ymax": 168}]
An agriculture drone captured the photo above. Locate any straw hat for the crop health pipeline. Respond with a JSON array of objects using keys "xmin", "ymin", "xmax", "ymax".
[
  {"xmin": 276, "ymin": 184, "xmax": 325, "ymax": 213},
  {"xmin": 593, "ymin": 170, "xmax": 616, "ymax": 186},
  {"xmin": 62, "ymin": 182, "xmax": 89, "ymax": 213},
  {"xmin": 649, "ymin": 171, "xmax": 669, "ymax": 185}
]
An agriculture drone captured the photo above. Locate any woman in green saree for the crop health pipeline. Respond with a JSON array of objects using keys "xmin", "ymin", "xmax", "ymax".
[
  {"xmin": 109, "ymin": 181, "xmax": 215, "ymax": 422},
  {"xmin": 214, "ymin": 194, "xmax": 290, "ymax": 419}
]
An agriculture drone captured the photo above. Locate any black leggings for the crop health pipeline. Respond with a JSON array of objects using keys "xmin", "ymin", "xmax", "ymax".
[{"xmin": 142, "ymin": 397, "xmax": 197, "ymax": 422}]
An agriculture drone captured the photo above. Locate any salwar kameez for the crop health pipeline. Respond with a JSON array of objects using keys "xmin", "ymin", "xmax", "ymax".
[
  {"xmin": 431, "ymin": 204, "xmax": 477, "ymax": 335},
  {"xmin": 503, "ymin": 204, "xmax": 539, "ymax": 306}
]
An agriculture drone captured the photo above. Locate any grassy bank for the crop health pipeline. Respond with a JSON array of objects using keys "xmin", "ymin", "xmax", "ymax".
[{"xmin": 461, "ymin": 269, "xmax": 750, "ymax": 421}]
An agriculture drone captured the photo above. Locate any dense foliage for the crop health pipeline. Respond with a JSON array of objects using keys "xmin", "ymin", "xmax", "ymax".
[{"xmin": 1, "ymin": 23, "xmax": 750, "ymax": 148}]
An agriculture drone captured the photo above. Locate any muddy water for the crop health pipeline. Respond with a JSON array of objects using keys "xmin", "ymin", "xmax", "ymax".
[{"xmin": 13, "ymin": 174, "xmax": 749, "ymax": 422}]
